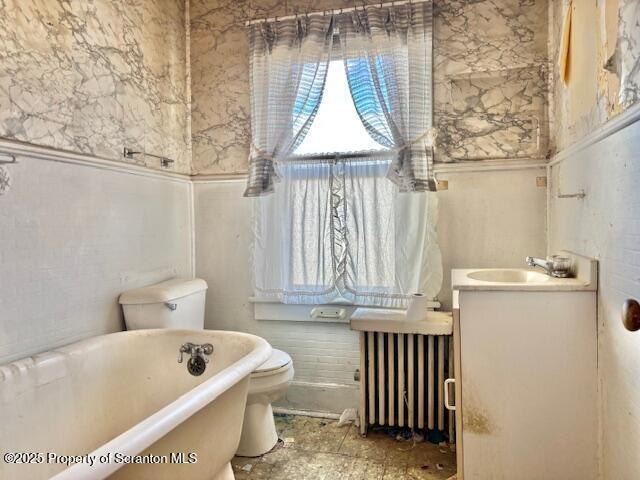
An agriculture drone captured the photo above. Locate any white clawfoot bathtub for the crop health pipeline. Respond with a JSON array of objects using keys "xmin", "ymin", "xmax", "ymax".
[{"xmin": 0, "ymin": 329, "xmax": 271, "ymax": 480}]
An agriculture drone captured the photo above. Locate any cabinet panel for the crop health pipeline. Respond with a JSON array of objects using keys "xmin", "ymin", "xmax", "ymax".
[{"xmin": 458, "ymin": 290, "xmax": 597, "ymax": 480}]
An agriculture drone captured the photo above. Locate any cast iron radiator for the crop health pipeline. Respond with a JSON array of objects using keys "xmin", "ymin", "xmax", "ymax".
[{"xmin": 358, "ymin": 331, "xmax": 454, "ymax": 443}]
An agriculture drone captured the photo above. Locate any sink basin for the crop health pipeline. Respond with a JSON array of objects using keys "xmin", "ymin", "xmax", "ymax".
[{"xmin": 467, "ymin": 269, "xmax": 550, "ymax": 283}]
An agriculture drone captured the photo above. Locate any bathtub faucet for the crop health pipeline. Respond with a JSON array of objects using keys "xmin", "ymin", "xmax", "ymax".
[{"xmin": 178, "ymin": 342, "xmax": 214, "ymax": 364}]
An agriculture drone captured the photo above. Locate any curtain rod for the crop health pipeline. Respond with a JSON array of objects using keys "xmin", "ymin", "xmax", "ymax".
[{"xmin": 245, "ymin": 0, "xmax": 430, "ymax": 26}]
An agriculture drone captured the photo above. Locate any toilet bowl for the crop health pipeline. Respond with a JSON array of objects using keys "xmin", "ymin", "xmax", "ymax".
[{"xmin": 236, "ymin": 349, "xmax": 294, "ymax": 457}]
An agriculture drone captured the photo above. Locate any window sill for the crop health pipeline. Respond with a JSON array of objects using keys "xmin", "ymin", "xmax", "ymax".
[
  {"xmin": 250, "ymin": 297, "xmax": 359, "ymax": 323},
  {"xmin": 249, "ymin": 297, "xmax": 441, "ymax": 323}
]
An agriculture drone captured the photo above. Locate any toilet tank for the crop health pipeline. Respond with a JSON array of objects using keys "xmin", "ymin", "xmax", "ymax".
[{"xmin": 119, "ymin": 278, "xmax": 208, "ymax": 330}]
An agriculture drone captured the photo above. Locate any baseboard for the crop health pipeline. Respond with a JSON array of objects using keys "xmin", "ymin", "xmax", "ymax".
[
  {"xmin": 272, "ymin": 408, "xmax": 341, "ymax": 420},
  {"xmin": 274, "ymin": 381, "xmax": 359, "ymax": 415}
]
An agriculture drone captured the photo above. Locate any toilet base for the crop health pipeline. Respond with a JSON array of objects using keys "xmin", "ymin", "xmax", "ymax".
[{"xmin": 236, "ymin": 402, "xmax": 279, "ymax": 457}]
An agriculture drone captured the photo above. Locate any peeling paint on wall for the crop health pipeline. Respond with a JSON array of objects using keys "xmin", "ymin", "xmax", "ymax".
[{"xmin": 551, "ymin": 0, "xmax": 640, "ymax": 151}]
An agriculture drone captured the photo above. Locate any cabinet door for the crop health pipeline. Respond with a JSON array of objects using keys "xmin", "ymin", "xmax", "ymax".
[{"xmin": 458, "ymin": 290, "xmax": 597, "ymax": 480}]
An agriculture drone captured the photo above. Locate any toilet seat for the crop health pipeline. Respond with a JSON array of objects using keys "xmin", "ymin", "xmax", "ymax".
[{"xmin": 250, "ymin": 349, "xmax": 291, "ymax": 378}]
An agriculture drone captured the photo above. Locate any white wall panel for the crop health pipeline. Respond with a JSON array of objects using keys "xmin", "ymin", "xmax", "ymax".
[
  {"xmin": 549, "ymin": 117, "xmax": 640, "ymax": 480},
  {"xmin": 0, "ymin": 158, "xmax": 193, "ymax": 363}
]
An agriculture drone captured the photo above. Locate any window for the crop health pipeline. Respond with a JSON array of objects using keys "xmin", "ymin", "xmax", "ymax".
[
  {"xmin": 252, "ymin": 59, "xmax": 437, "ymax": 307},
  {"xmin": 248, "ymin": 6, "xmax": 440, "ymax": 308},
  {"xmin": 294, "ymin": 60, "xmax": 386, "ymax": 156}
]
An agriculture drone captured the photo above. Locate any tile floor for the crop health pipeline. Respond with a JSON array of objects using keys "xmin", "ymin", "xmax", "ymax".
[{"xmin": 232, "ymin": 414, "xmax": 457, "ymax": 480}]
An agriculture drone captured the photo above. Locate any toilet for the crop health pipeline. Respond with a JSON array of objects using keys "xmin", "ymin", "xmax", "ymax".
[
  {"xmin": 119, "ymin": 278, "xmax": 208, "ymax": 330},
  {"xmin": 118, "ymin": 278, "xmax": 294, "ymax": 458},
  {"xmin": 236, "ymin": 348, "xmax": 294, "ymax": 457}
]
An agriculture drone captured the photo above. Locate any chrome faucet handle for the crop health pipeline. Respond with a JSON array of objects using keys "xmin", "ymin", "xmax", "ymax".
[
  {"xmin": 192, "ymin": 343, "xmax": 214, "ymax": 363},
  {"xmin": 178, "ymin": 342, "xmax": 196, "ymax": 363}
]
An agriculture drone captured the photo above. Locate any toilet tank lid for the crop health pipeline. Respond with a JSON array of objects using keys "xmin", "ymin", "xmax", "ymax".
[
  {"xmin": 119, "ymin": 278, "xmax": 208, "ymax": 305},
  {"xmin": 254, "ymin": 349, "xmax": 292, "ymax": 373}
]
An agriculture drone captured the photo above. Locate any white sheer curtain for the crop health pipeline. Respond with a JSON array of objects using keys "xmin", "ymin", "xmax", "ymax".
[
  {"xmin": 244, "ymin": 16, "xmax": 334, "ymax": 197},
  {"xmin": 337, "ymin": 2, "xmax": 436, "ymax": 191},
  {"xmin": 253, "ymin": 158, "xmax": 442, "ymax": 307},
  {"xmin": 249, "ymin": 1, "xmax": 441, "ymax": 307}
]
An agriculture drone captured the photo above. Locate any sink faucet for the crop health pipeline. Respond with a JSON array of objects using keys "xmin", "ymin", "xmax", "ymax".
[
  {"xmin": 525, "ymin": 256, "xmax": 572, "ymax": 278},
  {"xmin": 526, "ymin": 257, "xmax": 551, "ymax": 273}
]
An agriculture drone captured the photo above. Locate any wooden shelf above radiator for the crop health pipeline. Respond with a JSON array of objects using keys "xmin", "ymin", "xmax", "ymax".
[{"xmin": 350, "ymin": 309, "xmax": 453, "ymax": 335}]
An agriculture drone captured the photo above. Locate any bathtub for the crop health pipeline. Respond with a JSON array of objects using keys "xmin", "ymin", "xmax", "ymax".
[{"xmin": 0, "ymin": 329, "xmax": 271, "ymax": 480}]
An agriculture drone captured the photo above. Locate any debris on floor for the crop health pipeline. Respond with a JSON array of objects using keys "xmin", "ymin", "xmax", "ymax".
[
  {"xmin": 337, "ymin": 408, "xmax": 359, "ymax": 427},
  {"xmin": 232, "ymin": 414, "xmax": 456, "ymax": 479},
  {"xmin": 383, "ymin": 426, "xmax": 430, "ymax": 447}
]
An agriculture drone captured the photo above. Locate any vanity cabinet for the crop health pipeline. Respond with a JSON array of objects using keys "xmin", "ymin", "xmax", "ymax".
[{"xmin": 451, "ymin": 266, "xmax": 597, "ymax": 480}]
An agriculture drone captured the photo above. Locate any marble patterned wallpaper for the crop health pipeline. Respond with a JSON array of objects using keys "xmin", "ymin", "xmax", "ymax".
[
  {"xmin": 3, "ymin": 1, "xmax": 637, "ymax": 174},
  {"xmin": 0, "ymin": 0, "xmax": 191, "ymax": 173},
  {"xmin": 189, "ymin": 0, "xmax": 384, "ymax": 175},
  {"xmin": 433, "ymin": 0, "xmax": 548, "ymax": 162},
  {"xmin": 190, "ymin": 0, "xmax": 549, "ymax": 174},
  {"xmin": 617, "ymin": 0, "xmax": 640, "ymax": 108}
]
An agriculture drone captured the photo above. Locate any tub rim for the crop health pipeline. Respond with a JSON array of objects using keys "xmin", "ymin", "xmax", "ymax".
[{"xmin": 18, "ymin": 329, "xmax": 272, "ymax": 480}]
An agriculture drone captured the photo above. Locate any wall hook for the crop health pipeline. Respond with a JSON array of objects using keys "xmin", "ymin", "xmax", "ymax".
[
  {"xmin": 0, "ymin": 152, "xmax": 17, "ymax": 164},
  {"xmin": 557, "ymin": 189, "xmax": 586, "ymax": 199}
]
